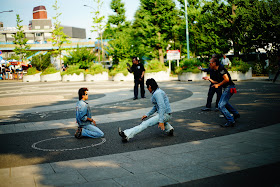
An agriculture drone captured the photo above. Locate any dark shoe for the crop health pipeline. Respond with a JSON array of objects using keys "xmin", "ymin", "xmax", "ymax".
[
  {"xmin": 201, "ymin": 107, "xmax": 211, "ymax": 111},
  {"xmin": 141, "ymin": 96, "xmax": 146, "ymax": 98},
  {"xmin": 234, "ymin": 114, "xmax": 240, "ymax": 120},
  {"xmin": 75, "ymin": 127, "xmax": 82, "ymax": 139},
  {"xmin": 118, "ymin": 127, "xmax": 128, "ymax": 142},
  {"xmin": 133, "ymin": 97, "xmax": 138, "ymax": 100},
  {"xmin": 168, "ymin": 129, "xmax": 174, "ymax": 136},
  {"xmin": 215, "ymin": 108, "xmax": 219, "ymax": 112},
  {"xmin": 220, "ymin": 121, "xmax": 235, "ymax": 127}
]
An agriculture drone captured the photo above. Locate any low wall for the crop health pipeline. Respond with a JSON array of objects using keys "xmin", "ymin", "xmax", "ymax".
[
  {"xmin": 112, "ymin": 73, "xmax": 134, "ymax": 81},
  {"xmin": 85, "ymin": 72, "xmax": 109, "ymax": 82},
  {"xmin": 145, "ymin": 71, "xmax": 170, "ymax": 82},
  {"xmin": 23, "ymin": 72, "xmax": 42, "ymax": 82},
  {"xmin": 178, "ymin": 72, "xmax": 207, "ymax": 81},
  {"xmin": 229, "ymin": 68, "xmax": 252, "ymax": 81},
  {"xmin": 41, "ymin": 72, "xmax": 61, "ymax": 82},
  {"xmin": 62, "ymin": 73, "xmax": 84, "ymax": 82}
]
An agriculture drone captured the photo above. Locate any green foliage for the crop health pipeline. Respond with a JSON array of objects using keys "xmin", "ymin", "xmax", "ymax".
[
  {"xmin": 13, "ymin": 14, "xmax": 31, "ymax": 61},
  {"xmin": 175, "ymin": 58, "xmax": 205, "ymax": 74},
  {"xmin": 26, "ymin": 67, "xmax": 40, "ymax": 75},
  {"xmin": 109, "ymin": 59, "xmax": 131, "ymax": 76},
  {"xmin": 86, "ymin": 64, "xmax": 108, "ymax": 75},
  {"xmin": 230, "ymin": 58, "xmax": 251, "ymax": 73},
  {"xmin": 63, "ymin": 47, "xmax": 96, "ymax": 69},
  {"xmin": 104, "ymin": 0, "xmax": 133, "ymax": 63},
  {"xmin": 132, "ymin": 0, "xmax": 180, "ymax": 62},
  {"xmin": 91, "ymin": 0, "xmax": 107, "ymax": 63},
  {"xmin": 41, "ymin": 67, "xmax": 59, "ymax": 75},
  {"xmin": 61, "ymin": 65, "xmax": 85, "ymax": 76},
  {"xmin": 31, "ymin": 52, "xmax": 51, "ymax": 71},
  {"xmin": 50, "ymin": 0, "xmax": 71, "ymax": 70},
  {"xmin": 145, "ymin": 60, "xmax": 168, "ymax": 73}
]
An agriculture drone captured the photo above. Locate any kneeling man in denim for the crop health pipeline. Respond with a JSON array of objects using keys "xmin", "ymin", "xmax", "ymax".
[
  {"xmin": 118, "ymin": 78, "xmax": 174, "ymax": 142},
  {"xmin": 75, "ymin": 88, "xmax": 104, "ymax": 138}
]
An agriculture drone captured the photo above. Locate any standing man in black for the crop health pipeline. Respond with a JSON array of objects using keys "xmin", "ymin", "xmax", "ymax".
[
  {"xmin": 198, "ymin": 65, "xmax": 223, "ymax": 111},
  {"xmin": 127, "ymin": 57, "xmax": 145, "ymax": 100}
]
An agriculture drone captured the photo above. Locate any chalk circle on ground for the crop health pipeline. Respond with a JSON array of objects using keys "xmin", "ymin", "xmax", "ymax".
[{"xmin": 31, "ymin": 136, "xmax": 106, "ymax": 152}]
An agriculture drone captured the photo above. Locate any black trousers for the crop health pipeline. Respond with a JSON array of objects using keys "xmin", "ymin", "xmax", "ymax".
[
  {"xmin": 273, "ymin": 69, "xmax": 280, "ymax": 82},
  {"xmin": 134, "ymin": 78, "xmax": 145, "ymax": 98},
  {"xmin": 206, "ymin": 84, "xmax": 223, "ymax": 108}
]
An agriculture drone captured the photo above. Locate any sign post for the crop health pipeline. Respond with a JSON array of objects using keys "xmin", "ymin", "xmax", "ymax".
[{"xmin": 167, "ymin": 50, "xmax": 181, "ymax": 72}]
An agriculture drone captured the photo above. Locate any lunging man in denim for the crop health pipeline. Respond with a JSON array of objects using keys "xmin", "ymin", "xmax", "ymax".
[
  {"xmin": 75, "ymin": 88, "xmax": 104, "ymax": 138},
  {"xmin": 118, "ymin": 78, "xmax": 174, "ymax": 142},
  {"xmin": 206, "ymin": 56, "xmax": 240, "ymax": 127}
]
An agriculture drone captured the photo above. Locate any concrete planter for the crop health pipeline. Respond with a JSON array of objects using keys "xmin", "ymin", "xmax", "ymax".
[
  {"xmin": 62, "ymin": 73, "xmax": 85, "ymax": 82},
  {"xmin": 228, "ymin": 68, "xmax": 252, "ymax": 81},
  {"xmin": 145, "ymin": 71, "xmax": 170, "ymax": 82},
  {"xmin": 85, "ymin": 72, "xmax": 109, "ymax": 82},
  {"xmin": 178, "ymin": 72, "xmax": 207, "ymax": 81},
  {"xmin": 41, "ymin": 72, "xmax": 61, "ymax": 82},
  {"xmin": 23, "ymin": 72, "xmax": 42, "ymax": 82},
  {"xmin": 112, "ymin": 73, "xmax": 134, "ymax": 81}
]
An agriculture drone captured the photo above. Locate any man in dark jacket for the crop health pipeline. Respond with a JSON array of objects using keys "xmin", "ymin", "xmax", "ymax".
[{"xmin": 127, "ymin": 57, "xmax": 145, "ymax": 100}]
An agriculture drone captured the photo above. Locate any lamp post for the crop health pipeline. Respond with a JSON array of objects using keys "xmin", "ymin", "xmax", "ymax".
[
  {"xmin": 0, "ymin": 10, "xmax": 13, "ymax": 13},
  {"xmin": 184, "ymin": 0, "xmax": 190, "ymax": 59},
  {"xmin": 83, "ymin": 5, "xmax": 95, "ymax": 10}
]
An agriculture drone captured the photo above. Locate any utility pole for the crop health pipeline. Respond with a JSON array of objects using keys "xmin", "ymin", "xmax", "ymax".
[{"xmin": 184, "ymin": 0, "xmax": 190, "ymax": 59}]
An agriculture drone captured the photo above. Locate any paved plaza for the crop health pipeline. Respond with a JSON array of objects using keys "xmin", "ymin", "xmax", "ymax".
[{"xmin": 0, "ymin": 79, "xmax": 279, "ymax": 186}]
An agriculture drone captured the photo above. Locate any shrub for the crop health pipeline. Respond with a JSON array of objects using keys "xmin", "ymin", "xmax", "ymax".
[
  {"xmin": 41, "ymin": 66, "xmax": 59, "ymax": 75},
  {"xmin": 109, "ymin": 59, "xmax": 131, "ymax": 76},
  {"xmin": 175, "ymin": 58, "xmax": 206, "ymax": 74},
  {"xmin": 145, "ymin": 60, "xmax": 168, "ymax": 73},
  {"xmin": 86, "ymin": 64, "xmax": 108, "ymax": 75},
  {"xmin": 26, "ymin": 67, "xmax": 40, "ymax": 75},
  {"xmin": 63, "ymin": 47, "xmax": 96, "ymax": 69},
  {"xmin": 31, "ymin": 52, "xmax": 51, "ymax": 71},
  {"xmin": 230, "ymin": 58, "xmax": 251, "ymax": 73},
  {"xmin": 61, "ymin": 65, "xmax": 85, "ymax": 76}
]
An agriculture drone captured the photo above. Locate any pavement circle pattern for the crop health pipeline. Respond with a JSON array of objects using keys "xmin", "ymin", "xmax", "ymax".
[{"xmin": 31, "ymin": 136, "xmax": 106, "ymax": 152}]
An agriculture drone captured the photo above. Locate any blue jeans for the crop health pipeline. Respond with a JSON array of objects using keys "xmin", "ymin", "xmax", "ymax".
[
  {"xmin": 81, "ymin": 124, "xmax": 104, "ymax": 138},
  {"xmin": 218, "ymin": 85, "xmax": 239, "ymax": 123},
  {"xmin": 124, "ymin": 113, "xmax": 173, "ymax": 140}
]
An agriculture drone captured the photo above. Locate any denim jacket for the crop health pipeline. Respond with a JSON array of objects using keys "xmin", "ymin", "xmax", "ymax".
[
  {"xmin": 146, "ymin": 88, "xmax": 172, "ymax": 123},
  {"xmin": 76, "ymin": 100, "xmax": 92, "ymax": 127}
]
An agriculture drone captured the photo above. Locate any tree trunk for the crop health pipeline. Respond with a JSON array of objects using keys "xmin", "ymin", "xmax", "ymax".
[
  {"xmin": 98, "ymin": 40, "xmax": 101, "ymax": 63},
  {"xmin": 159, "ymin": 48, "xmax": 164, "ymax": 63}
]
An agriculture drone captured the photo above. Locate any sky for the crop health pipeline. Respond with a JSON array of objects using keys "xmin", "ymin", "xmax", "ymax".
[{"xmin": 0, "ymin": 0, "xmax": 141, "ymax": 40}]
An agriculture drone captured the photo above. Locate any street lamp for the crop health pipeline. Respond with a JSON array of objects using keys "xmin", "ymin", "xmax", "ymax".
[
  {"xmin": 0, "ymin": 10, "xmax": 13, "ymax": 13},
  {"xmin": 83, "ymin": 5, "xmax": 95, "ymax": 10},
  {"xmin": 184, "ymin": 0, "xmax": 190, "ymax": 59}
]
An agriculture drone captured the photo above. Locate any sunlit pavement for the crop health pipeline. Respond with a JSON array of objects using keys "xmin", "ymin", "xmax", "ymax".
[{"xmin": 0, "ymin": 79, "xmax": 279, "ymax": 186}]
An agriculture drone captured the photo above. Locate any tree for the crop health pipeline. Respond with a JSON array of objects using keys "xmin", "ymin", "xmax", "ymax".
[
  {"xmin": 13, "ymin": 14, "xmax": 31, "ymax": 62},
  {"xmin": 132, "ymin": 0, "xmax": 180, "ymax": 63},
  {"xmin": 63, "ymin": 46, "xmax": 97, "ymax": 69},
  {"xmin": 50, "ymin": 0, "xmax": 70, "ymax": 70},
  {"xmin": 91, "ymin": 0, "xmax": 107, "ymax": 63},
  {"xmin": 104, "ymin": 0, "xmax": 133, "ymax": 63},
  {"xmin": 247, "ymin": 0, "xmax": 280, "ymax": 62}
]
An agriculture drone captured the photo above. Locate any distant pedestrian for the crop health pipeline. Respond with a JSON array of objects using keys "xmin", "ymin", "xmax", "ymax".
[
  {"xmin": 221, "ymin": 54, "xmax": 231, "ymax": 67},
  {"xmin": 118, "ymin": 78, "xmax": 174, "ymax": 142},
  {"xmin": 208, "ymin": 56, "xmax": 240, "ymax": 127},
  {"xmin": 75, "ymin": 88, "xmax": 104, "ymax": 139},
  {"xmin": 127, "ymin": 57, "xmax": 145, "ymax": 100},
  {"xmin": 198, "ymin": 64, "xmax": 222, "ymax": 111},
  {"xmin": 273, "ymin": 54, "xmax": 280, "ymax": 83}
]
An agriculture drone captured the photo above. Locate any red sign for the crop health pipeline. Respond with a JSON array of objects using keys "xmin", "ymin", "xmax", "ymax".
[{"xmin": 10, "ymin": 62, "xmax": 19, "ymax": 65}]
